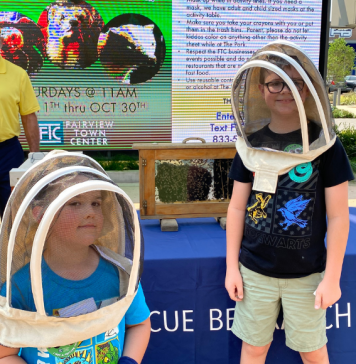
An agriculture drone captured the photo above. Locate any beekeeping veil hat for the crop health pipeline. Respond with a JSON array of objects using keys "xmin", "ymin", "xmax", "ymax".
[
  {"xmin": 231, "ymin": 41, "xmax": 336, "ymax": 193},
  {"xmin": 0, "ymin": 151, "xmax": 143, "ymax": 349}
]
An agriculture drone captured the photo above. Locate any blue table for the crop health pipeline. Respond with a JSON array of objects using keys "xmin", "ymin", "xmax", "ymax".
[{"xmin": 141, "ymin": 208, "xmax": 356, "ymax": 364}]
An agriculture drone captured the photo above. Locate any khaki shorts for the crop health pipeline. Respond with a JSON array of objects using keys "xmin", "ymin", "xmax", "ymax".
[{"xmin": 231, "ymin": 264, "xmax": 327, "ymax": 352}]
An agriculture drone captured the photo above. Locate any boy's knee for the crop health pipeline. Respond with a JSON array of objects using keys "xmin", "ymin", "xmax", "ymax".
[
  {"xmin": 242, "ymin": 342, "xmax": 270, "ymax": 357},
  {"xmin": 300, "ymin": 345, "xmax": 328, "ymax": 364}
]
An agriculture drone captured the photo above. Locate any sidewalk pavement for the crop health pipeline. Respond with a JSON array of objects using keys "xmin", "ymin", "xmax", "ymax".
[
  {"xmin": 335, "ymin": 118, "xmax": 356, "ymax": 129},
  {"xmin": 349, "ymin": 185, "xmax": 356, "ymax": 207},
  {"xmin": 334, "ymin": 107, "xmax": 356, "ymax": 206},
  {"xmin": 117, "ymin": 113, "xmax": 356, "ymax": 207},
  {"xmin": 118, "ymin": 182, "xmax": 356, "ymax": 208},
  {"xmin": 336, "ymin": 105, "xmax": 356, "ymax": 113},
  {"xmin": 334, "ymin": 104, "xmax": 356, "ymax": 204},
  {"xmin": 334, "ymin": 105, "xmax": 356, "ymax": 129},
  {"xmin": 118, "ymin": 183, "xmax": 140, "ymax": 209}
]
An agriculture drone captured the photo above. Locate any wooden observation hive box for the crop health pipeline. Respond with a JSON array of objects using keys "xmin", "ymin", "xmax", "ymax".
[{"xmin": 132, "ymin": 140, "xmax": 236, "ymax": 229}]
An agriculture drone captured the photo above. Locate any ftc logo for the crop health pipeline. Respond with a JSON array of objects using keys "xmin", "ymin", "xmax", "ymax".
[{"xmin": 39, "ymin": 121, "xmax": 63, "ymax": 145}]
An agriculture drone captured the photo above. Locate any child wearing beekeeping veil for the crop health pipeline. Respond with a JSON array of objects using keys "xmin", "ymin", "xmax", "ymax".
[
  {"xmin": 0, "ymin": 152, "xmax": 150, "ymax": 364},
  {"xmin": 225, "ymin": 41, "xmax": 354, "ymax": 363}
]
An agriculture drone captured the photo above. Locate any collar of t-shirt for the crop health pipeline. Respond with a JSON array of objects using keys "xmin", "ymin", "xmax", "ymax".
[
  {"xmin": 41, "ymin": 256, "xmax": 108, "ymax": 289},
  {"xmin": 248, "ymin": 122, "xmax": 321, "ymax": 151}
]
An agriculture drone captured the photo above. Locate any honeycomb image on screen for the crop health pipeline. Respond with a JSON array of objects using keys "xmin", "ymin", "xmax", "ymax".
[
  {"xmin": 98, "ymin": 13, "xmax": 166, "ymax": 84},
  {"xmin": 37, "ymin": 0, "xmax": 104, "ymax": 69},
  {"xmin": 0, "ymin": 11, "xmax": 45, "ymax": 74}
]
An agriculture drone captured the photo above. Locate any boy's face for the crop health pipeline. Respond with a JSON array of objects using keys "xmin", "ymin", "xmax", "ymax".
[
  {"xmin": 258, "ymin": 66, "xmax": 309, "ymax": 117},
  {"xmin": 50, "ymin": 190, "xmax": 104, "ymax": 247}
]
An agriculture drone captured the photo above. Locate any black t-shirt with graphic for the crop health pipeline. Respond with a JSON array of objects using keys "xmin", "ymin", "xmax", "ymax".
[
  {"xmin": 229, "ymin": 123, "xmax": 354, "ymax": 278},
  {"xmin": 248, "ymin": 122, "xmax": 321, "ymax": 151}
]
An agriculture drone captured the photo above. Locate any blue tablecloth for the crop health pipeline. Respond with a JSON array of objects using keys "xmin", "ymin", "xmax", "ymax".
[{"xmin": 141, "ymin": 208, "xmax": 356, "ymax": 364}]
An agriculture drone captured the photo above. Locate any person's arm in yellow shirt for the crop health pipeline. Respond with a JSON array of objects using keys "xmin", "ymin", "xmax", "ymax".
[{"xmin": 21, "ymin": 113, "xmax": 40, "ymax": 152}]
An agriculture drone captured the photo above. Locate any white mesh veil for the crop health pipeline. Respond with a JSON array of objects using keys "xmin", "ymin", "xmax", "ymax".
[
  {"xmin": 231, "ymin": 41, "xmax": 336, "ymax": 193},
  {"xmin": 0, "ymin": 151, "xmax": 144, "ymax": 349}
]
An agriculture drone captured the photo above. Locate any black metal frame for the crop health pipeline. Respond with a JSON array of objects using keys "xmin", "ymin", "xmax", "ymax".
[{"xmin": 319, "ymin": 0, "xmax": 332, "ymax": 80}]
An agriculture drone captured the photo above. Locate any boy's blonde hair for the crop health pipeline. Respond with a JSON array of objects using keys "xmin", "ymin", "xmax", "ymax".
[
  {"xmin": 259, "ymin": 54, "xmax": 311, "ymax": 85},
  {"xmin": 32, "ymin": 173, "xmax": 89, "ymax": 208}
]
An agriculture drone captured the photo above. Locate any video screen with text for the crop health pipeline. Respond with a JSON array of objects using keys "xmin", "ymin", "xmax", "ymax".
[{"xmin": 0, "ymin": 0, "xmax": 324, "ymax": 149}]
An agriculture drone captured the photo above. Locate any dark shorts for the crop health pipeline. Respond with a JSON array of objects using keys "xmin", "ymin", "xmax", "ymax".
[{"xmin": 0, "ymin": 137, "xmax": 24, "ymax": 217}]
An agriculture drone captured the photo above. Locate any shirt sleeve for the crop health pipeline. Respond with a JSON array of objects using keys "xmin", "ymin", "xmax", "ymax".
[
  {"xmin": 321, "ymin": 137, "xmax": 355, "ymax": 188},
  {"xmin": 228, "ymin": 151, "xmax": 252, "ymax": 183},
  {"xmin": 19, "ymin": 71, "xmax": 40, "ymax": 115},
  {"xmin": 125, "ymin": 283, "xmax": 150, "ymax": 326}
]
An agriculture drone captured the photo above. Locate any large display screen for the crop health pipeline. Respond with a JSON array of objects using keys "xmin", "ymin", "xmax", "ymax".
[{"xmin": 0, "ymin": 0, "xmax": 325, "ymax": 149}]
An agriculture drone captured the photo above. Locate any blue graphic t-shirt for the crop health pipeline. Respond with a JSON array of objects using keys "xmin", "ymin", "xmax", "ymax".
[{"xmin": 1, "ymin": 257, "xmax": 150, "ymax": 364}]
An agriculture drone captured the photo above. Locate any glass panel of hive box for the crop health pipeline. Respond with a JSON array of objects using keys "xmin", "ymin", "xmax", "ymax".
[{"xmin": 155, "ymin": 159, "xmax": 233, "ymax": 204}]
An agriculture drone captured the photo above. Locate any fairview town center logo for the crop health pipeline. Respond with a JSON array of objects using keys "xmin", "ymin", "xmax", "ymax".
[
  {"xmin": 39, "ymin": 121, "xmax": 64, "ymax": 145},
  {"xmin": 38, "ymin": 120, "xmax": 115, "ymax": 147},
  {"xmin": 65, "ymin": 120, "xmax": 114, "ymax": 146}
]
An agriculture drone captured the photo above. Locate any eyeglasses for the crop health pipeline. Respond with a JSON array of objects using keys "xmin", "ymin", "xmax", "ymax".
[{"xmin": 264, "ymin": 79, "xmax": 305, "ymax": 94}]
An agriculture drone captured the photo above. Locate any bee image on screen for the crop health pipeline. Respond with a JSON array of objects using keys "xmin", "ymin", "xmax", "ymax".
[
  {"xmin": 37, "ymin": 0, "xmax": 104, "ymax": 69},
  {"xmin": 0, "ymin": 12, "xmax": 45, "ymax": 74},
  {"xmin": 98, "ymin": 13, "xmax": 166, "ymax": 84}
]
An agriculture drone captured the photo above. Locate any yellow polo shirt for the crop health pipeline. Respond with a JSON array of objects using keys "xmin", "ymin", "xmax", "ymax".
[{"xmin": 0, "ymin": 56, "xmax": 40, "ymax": 142}]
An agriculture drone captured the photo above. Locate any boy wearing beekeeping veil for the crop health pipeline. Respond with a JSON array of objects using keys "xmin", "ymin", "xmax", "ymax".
[
  {"xmin": 225, "ymin": 41, "xmax": 354, "ymax": 363},
  {"xmin": 0, "ymin": 151, "xmax": 150, "ymax": 364}
]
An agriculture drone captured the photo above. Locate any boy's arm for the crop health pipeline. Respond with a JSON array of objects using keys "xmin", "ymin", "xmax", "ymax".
[
  {"xmin": 315, "ymin": 181, "xmax": 349, "ymax": 310},
  {"xmin": 122, "ymin": 317, "xmax": 151, "ymax": 364},
  {"xmin": 225, "ymin": 181, "xmax": 252, "ymax": 302},
  {"xmin": 0, "ymin": 346, "xmax": 25, "ymax": 364}
]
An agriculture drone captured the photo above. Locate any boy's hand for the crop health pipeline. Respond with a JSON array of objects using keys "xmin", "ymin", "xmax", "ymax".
[
  {"xmin": 225, "ymin": 266, "xmax": 244, "ymax": 302},
  {"xmin": 314, "ymin": 278, "xmax": 341, "ymax": 310}
]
